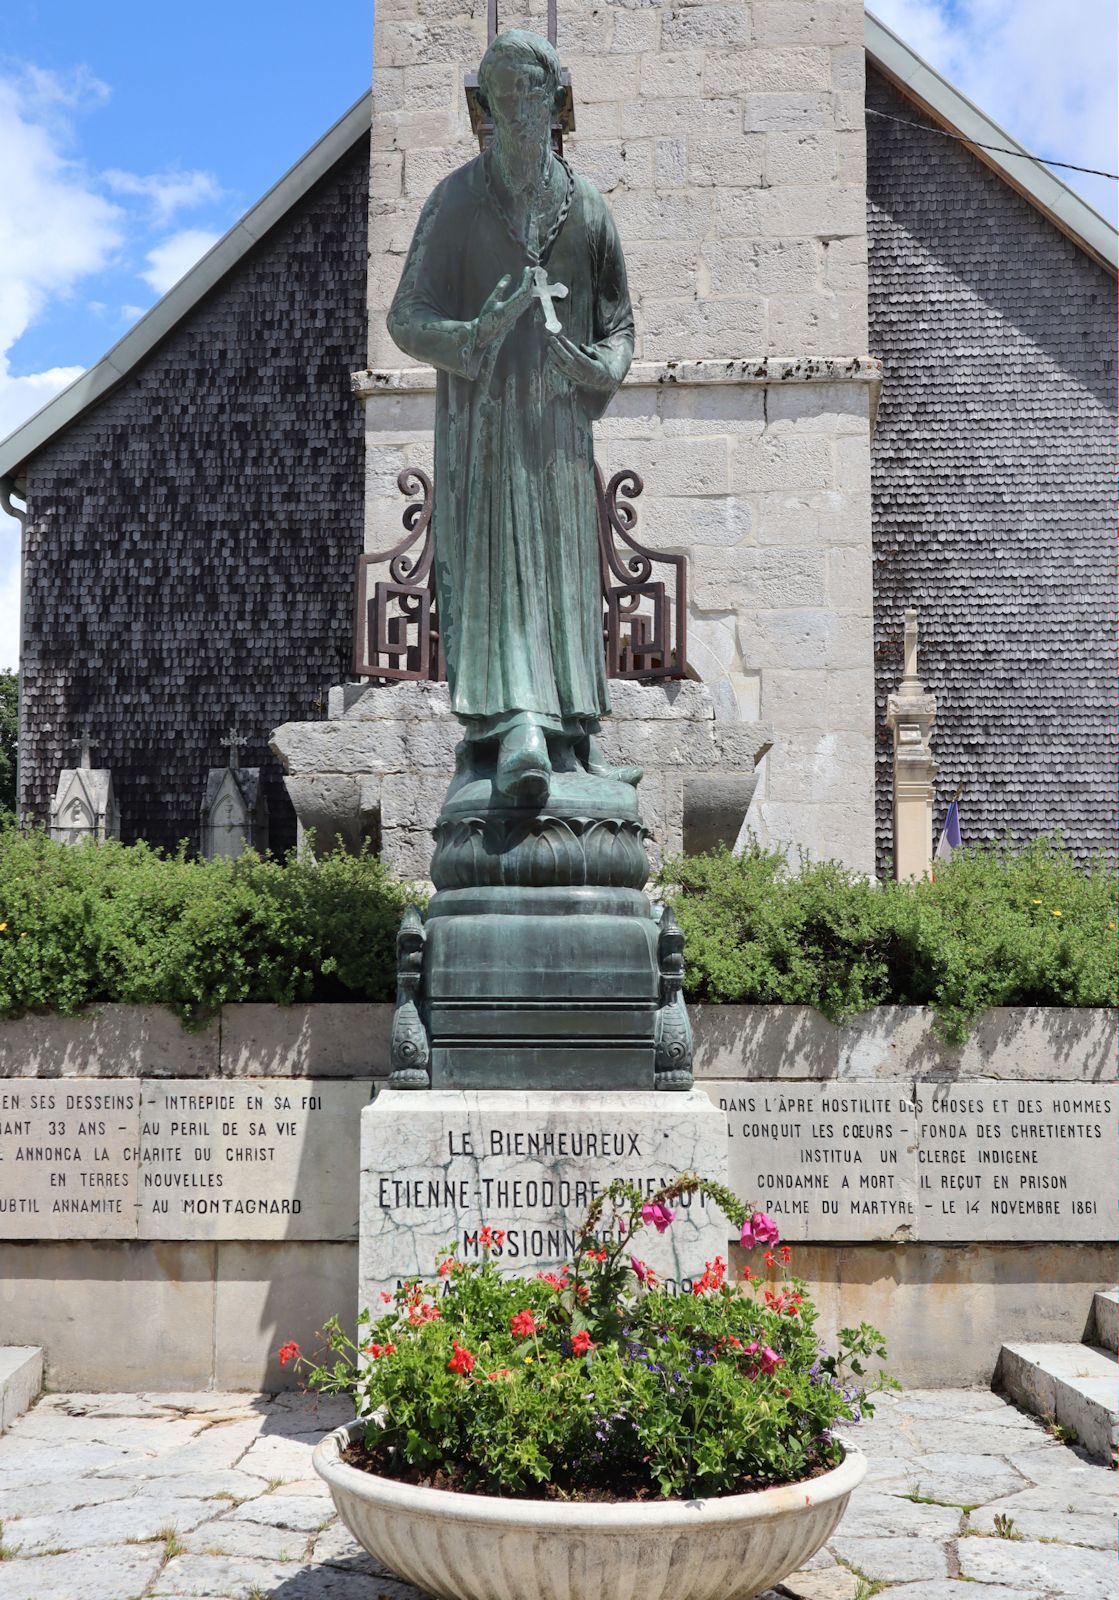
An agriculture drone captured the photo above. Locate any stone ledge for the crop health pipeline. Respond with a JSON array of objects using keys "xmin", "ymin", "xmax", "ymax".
[
  {"xmin": 0, "ymin": 1347, "xmax": 42, "ymax": 1433},
  {"xmin": 352, "ymin": 355, "xmax": 884, "ymax": 398}
]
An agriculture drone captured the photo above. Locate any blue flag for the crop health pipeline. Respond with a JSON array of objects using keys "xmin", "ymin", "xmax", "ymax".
[{"xmin": 935, "ymin": 798, "xmax": 962, "ymax": 862}]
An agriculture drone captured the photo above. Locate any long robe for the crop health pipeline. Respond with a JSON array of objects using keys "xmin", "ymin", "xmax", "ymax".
[{"xmin": 386, "ymin": 156, "xmax": 635, "ymax": 736}]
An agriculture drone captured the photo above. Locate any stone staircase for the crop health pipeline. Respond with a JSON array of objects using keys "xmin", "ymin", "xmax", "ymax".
[
  {"xmin": 0, "ymin": 1347, "xmax": 41, "ymax": 1433},
  {"xmin": 995, "ymin": 1290, "xmax": 1118, "ymax": 1465}
]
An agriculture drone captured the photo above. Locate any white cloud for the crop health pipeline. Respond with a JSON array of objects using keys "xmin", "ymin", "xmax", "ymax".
[
  {"xmin": 104, "ymin": 166, "xmax": 225, "ymax": 221},
  {"xmin": 871, "ymin": 0, "xmax": 1119, "ymax": 222},
  {"xmin": 139, "ymin": 228, "xmax": 222, "ymax": 295}
]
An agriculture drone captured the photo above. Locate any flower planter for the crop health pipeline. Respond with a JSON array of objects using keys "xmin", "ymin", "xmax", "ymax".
[{"xmin": 313, "ymin": 1420, "xmax": 867, "ymax": 1600}]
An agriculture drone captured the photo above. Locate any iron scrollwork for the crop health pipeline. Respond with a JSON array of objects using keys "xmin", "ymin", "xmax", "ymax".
[{"xmin": 353, "ymin": 464, "xmax": 687, "ymax": 683}]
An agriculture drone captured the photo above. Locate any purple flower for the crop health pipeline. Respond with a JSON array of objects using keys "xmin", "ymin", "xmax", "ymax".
[{"xmin": 641, "ymin": 1202, "xmax": 676, "ymax": 1233}]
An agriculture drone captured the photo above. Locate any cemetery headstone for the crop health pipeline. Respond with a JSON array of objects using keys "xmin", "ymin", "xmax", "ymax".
[
  {"xmin": 48, "ymin": 732, "xmax": 119, "ymax": 845},
  {"xmin": 200, "ymin": 728, "xmax": 268, "ymax": 859}
]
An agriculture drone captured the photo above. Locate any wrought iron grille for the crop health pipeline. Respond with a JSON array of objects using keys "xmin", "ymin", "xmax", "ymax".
[{"xmin": 352, "ymin": 465, "xmax": 687, "ymax": 683}]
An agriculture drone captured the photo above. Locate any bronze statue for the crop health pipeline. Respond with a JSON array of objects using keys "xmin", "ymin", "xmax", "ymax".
[{"xmin": 387, "ymin": 30, "xmax": 638, "ymax": 804}]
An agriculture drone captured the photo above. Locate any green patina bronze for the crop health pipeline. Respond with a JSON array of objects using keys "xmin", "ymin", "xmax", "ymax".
[{"xmin": 384, "ymin": 31, "xmax": 692, "ymax": 1092}]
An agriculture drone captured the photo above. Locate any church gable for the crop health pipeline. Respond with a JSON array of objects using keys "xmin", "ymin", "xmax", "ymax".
[
  {"xmin": 866, "ymin": 63, "xmax": 1117, "ymax": 867},
  {"xmin": 19, "ymin": 138, "xmax": 371, "ymax": 852}
]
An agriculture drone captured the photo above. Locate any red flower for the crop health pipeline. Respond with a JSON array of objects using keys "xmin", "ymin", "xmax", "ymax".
[
  {"xmin": 692, "ymin": 1254, "xmax": 728, "ymax": 1295},
  {"xmin": 511, "ymin": 1310, "xmax": 538, "ymax": 1339},
  {"xmin": 763, "ymin": 1250, "xmax": 777, "ymax": 1270},
  {"xmin": 366, "ymin": 1342, "xmax": 395, "ymax": 1358},
  {"xmin": 447, "ymin": 1341, "xmax": 475, "ymax": 1376},
  {"xmin": 570, "ymin": 1330, "xmax": 596, "ymax": 1357},
  {"xmin": 277, "ymin": 1341, "xmax": 300, "ymax": 1368},
  {"xmin": 380, "ymin": 1291, "xmax": 393, "ymax": 1304},
  {"xmin": 780, "ymin": 1244, "xmax": 792, "ymax": 1265}
]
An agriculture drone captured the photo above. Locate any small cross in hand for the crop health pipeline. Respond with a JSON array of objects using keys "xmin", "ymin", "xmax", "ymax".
[{"xmin": 531, "ymin": 265, "xmax": 569, "ymax": 334}]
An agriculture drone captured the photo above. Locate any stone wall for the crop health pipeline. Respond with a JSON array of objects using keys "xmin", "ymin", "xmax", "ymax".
[
  {"xmin": 0, "ymin": 1002, "xmax": 1110, "ymax": 1390},
  {"xmin": 363, "ymin": 0, "xmax": 878, "ymax": 871},
  {"xmin": 866, "ymin": 65, "xmax": 1118, "ymax": 867},
  {"xmin": 20, "ymin": 144, "xmax": 370, "ymax": 853}
]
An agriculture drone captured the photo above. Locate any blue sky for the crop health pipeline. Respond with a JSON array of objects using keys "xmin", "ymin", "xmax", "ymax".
[{"xmin": 0, "ymin": 0, "xmax": 1114, "ymax": 669}]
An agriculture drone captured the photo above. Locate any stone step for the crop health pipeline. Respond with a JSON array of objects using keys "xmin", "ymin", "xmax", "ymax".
[
  {"xmin": 1088, "ymin": 1288, "xmax": 1118, "ymax": 1354},
  {"xmin": 996, "ymin": 1341, "xmax": 1118, "ymax": 1466},
  {"xmin": 0, "ymin": 1347, "xmax": 42, "ymax": 1433}
]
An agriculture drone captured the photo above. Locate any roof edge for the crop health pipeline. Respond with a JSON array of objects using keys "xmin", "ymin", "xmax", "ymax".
[
  {"xmin": 866, "ymin": 10, "xmax": 1118, "ymax": 276},
  {"xmin": 0, "ymin": 90, "xmax": 373, "ymax": 489}
]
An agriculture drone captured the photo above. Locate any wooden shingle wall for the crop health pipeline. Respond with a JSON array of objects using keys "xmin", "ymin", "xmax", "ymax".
[
  {"xmin": 21, "ymin": 142, "xmax": 370, "ymax": 853},
  {"xmin": 867, "ymin": 67, "xmax": 1117, "ymax": 869}
]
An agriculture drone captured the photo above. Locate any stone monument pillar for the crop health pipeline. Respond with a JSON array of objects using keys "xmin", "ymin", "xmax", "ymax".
[
  {"xmin": 48, "ymin": 733, "xmax": 119, "ymax": 845},
  {"xmin": 885, "ymin": 608, "xmax": 937, "ymax": 879},
  {"xmin": 199, "ymin": 729, "xmax": 268, "ymax": 859},
  {"xmin": 358, "ymin": 28, "xmax": 729, "ymax": 1302}
]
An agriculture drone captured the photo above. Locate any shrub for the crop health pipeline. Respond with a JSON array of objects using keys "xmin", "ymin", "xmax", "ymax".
[
  {"xmin": 0, "ymin": 829, "xmax": 418, "ymax": 1026},
  {"xmin": 659, "ymin": 836, "xmax": 1117, "ymax": 1043},
  {"xmin": 286, "ymin": 1177, "xmax": 893, "ymax": 1499}
]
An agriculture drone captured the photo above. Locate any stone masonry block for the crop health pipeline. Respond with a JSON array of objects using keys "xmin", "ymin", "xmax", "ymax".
[
  {"xmin": 602, "ymin": 719, "xmax": 718, "ymax": 768},
  {"xmin": 693, "ymin": 546, "xmax": 825, "ymax": 610},
  {"xmin": 767, "ymin": 291, "xmax": 868, "ymax": 356},
  {"xmin": 764, "ymin": 131, "xmax": 837, "ymax": 186},
  {"xmin": 562, "ymin": 52, "xmax": 641, "ymax": 103},
  {"xmin": 706, "ymin": 45, "xmax": 833, "ymax": 94},
  {"xmin": 760, "ymin": 668, "xmax": 833, "ymax": 732},
  {"xmin": 610, "ymin": 10, "xmax": 660, "ymax": 52},
  {"xmin": 835, "ymin": 129, "xmax": 867, "ymax": 182},
  {"xmin": 614, "ymin": 241, "xmax": 698, "ymax": 301},
  {"xmin": 638, "ymin": 493, "xmax": 752, "ymax": 550},
  {"xmin": 743, "ymin": 93, "xmax": 834, "ymax": 133},
  {"xmin": 703, "ymin": 237, "xmax": 817, "ymax": 297},
  {"xmin": 661, "ymin": 4, "xmax": 750, "ymax": 50},
  {"xmin": 686, "ymin": 131, "xmax": 766, "ymax": 188},
  {"xmin": 403, "ymin": 142, "xmax": 475, "ymax": 198},
  {"xmin": 812, "ymin": 489, "xmax": 872, "ymax": 545},
  {"xmin": 824, "ymin": 235, "xmax": 869, "ymax": 293},
  {"xmin": 835, "ymin": 433, "xmax": 872, "ymax": 492},
  {"xmin": 373, "ymin": 108, "xmax": 461, "ymax": 153},
  {"xmin": 751, "ymin": 182, "xmax": 867, "ymax": 238},
  {"xmin": 639, "ymin": 50, "xmax": 706, "ymax": 100},
  {"xmin": 600, "ymin": 435, "xmax": 730, "ymax": 496},
  {"xmin": 824, "ymin": 668, "xmax": 875, "ymax": 733},
  {"xmin": 751, "ymin": 492, "xmax": 820, "ymax": 547},
  {"xmin": 369, "ymin": 151, "xmax": 404, "ymax": 198},
  {"xmin": 579, "ymin": 95, "xmax": 741, "ymax": 143},
  {"xmin": 750, "ymin": 607, "xmax": 837, "ymax": 669},
  {"xmin": 656, "ymin": 382, "xmax": 766, "ymax": 436},
  {"xmin": 767, "ymin": 730, "xmax": 875, "ymax": 806},
  {"xmin": 607, "ymin": 680, "xmax": 715, "ymax": 720},
  {"xmin": 654, "ymin": 136, "xmax": 689, "ymax": 187},
  {"xmin": 573, "ymin": 140, "xmax": 626, "ymax": 193},
  {"xmin": 379, "ymin": 771, "xmax": 447, "ymax": 830},
  {"xmin": 753, "ymin": 1, "xmax": 857, "ymax": 48},
  {"xmin": 826, "ymin": 545, "xmax": 874, "ymax": 616},
  {"xmin": 373, "ymin": 21, "xmax": 481, "ymax": 70},
  {"xmin": 402, "ymin": 61, "xmax": 458, "ymax": 108},
  {"xmin": 764, "ymin": 382, "xmax": 869, "ymax": 434},
  {"xmin": 641, "ymin": 297, "xmax": 768, "ymax": 361},
  {"xmin": 609, "ymin": 190, "xmax": 715, "ymax": 243},
  {"xmin": 830, "ymin": 43, "xmax": 865, "ymax": 92},
  {"xmin": 730, "ymin": 433, "xmax": 834, "ymax": 494}
]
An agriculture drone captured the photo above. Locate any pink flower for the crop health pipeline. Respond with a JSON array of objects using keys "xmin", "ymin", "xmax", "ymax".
[
  {"xmin": 630, "ymin": 1255, "xmax": 650, "ymax": 1284},
  {"xmin": 739, "ymin": 1211, "xmax": 781, "ymax": 1250},
  {"xmin": 641, "ymin": 1201, "xmax": 676, "ymax": 1233},
  {"xmin": 760, "ymin": 1345, "xmax": 784, "ymax": 1376}
]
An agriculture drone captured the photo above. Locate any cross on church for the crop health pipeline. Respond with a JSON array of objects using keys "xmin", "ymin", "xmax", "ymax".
[
  {"xmin": 75, "ymin": 727, "xmax": 94, "ymax": 770},
  {"xmin": 531, "ymin": 266, "xmax": 568, "ymax": 334},
  {"xmin": 221, "ymin": 727, "xmax": 248, "ymax": 771}
]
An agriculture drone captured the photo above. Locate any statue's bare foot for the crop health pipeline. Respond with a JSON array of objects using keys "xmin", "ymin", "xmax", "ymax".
[
  {"xmin": 579, "ymin": 733, "xmax": 642, "ymax": 788},
  {"xmin": 496, "ymin": 723, "xmax": 551, "ymax": 804}
]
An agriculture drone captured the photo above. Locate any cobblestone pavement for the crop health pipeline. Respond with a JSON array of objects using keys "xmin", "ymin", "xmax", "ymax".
[{"xmin": 0, "ymin": 1387, "xmax": 1111, "ymax": 1599}]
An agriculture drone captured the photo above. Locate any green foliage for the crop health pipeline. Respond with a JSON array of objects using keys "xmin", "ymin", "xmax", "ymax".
[
  {"xmin": 293, "ymin": 1177, "xmax": 895, "ymax": 1500},
  {"xmin": 0, "ymin": 829, "xmax": 418, "ymax": 1027},
  {"xmin": 0, "ymin": 674, "xmax": 16, "ymax": 821},
  {"xmin": 659, "ymin": 836, "xmax": 1117, "ymax": 1043}
]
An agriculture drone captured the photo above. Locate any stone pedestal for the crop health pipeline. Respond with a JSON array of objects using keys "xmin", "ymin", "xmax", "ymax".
[
  {"xmin": 359, "ymin": 1088, "xmax": 729, "ymax": 1306},
  {"xmin": 886, "ymin": 609, "xmax": 937, "ymax": 880}
]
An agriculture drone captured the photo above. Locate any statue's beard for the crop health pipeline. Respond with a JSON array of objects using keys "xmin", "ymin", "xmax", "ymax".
[{"xmin": 492, "ymin": 125, "xmax": 550, "ymax": 195}]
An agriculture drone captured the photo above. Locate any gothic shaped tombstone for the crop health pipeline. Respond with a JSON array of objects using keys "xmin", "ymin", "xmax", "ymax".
[
  {"xmin": 49, "ymin": 732, "xmax": 120, "ymax": 845},
  {"xmin": 200, "ymin": 729, "xmax": 268, "ymax": 859}
]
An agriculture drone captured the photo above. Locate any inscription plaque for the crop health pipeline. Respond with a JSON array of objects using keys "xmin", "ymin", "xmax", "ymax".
[
  {"xmin": 0, "ymin": 1077, "xmax": 373, "ymax": 1241},
  {"xmin": 0, "ymin": 1078, "xmax": 141, "ymax": 1240},
  {"xmin": 359, "ymin": 1089, "xmax": 730, "ymax": 1305},
  {"xmin": 139, "ymin": 1078, "xmax": 373, "ymax": 1240},
  {"xmin": 712, "ymin": 1079, "xmax": 1114, "ymax": 1241}
]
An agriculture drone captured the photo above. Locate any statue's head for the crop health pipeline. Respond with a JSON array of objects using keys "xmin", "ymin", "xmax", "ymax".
[{"xmin": 477, "ymin": 30, "xmax": 563, "ymax": 183}]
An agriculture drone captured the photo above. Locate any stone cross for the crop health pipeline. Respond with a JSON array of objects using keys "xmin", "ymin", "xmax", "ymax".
[
  {"xmin": 903, "ymin": 607, "xmax": 919, "ymax": 681},
  {"xmin": 221, "ymin": 727, "xmax": 247, "ymax": 771},
  {"xmin": 76, "ymin": 728, "xmax": 94, "ymax": 771},
  {"xmin": 530, "ymin": 265, "xmax": 568, "ymax": 334}
]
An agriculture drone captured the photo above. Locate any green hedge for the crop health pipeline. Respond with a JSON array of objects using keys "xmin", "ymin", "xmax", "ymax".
[
  {"xmin": 0, "ymin": 829, "xmax": 1113, "ymax": 1040},
  {"xmin": 660, "ymin": 836, "xmax": 1117, "ymax": 1043},
  {"xmin": 0, "ymin": 830, "xmax": 417, "ymax": 1027}
]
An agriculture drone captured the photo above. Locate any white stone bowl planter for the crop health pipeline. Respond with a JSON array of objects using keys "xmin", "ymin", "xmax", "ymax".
[{"xmin": 313, "ymin": 1420, "xmax": 866, "ymax": 1600}]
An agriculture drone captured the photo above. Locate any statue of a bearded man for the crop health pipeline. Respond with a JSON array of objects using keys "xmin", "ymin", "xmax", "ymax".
[{"xmin": 387, "ymin": 30, "xmax": 637, "ymax": 804}]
